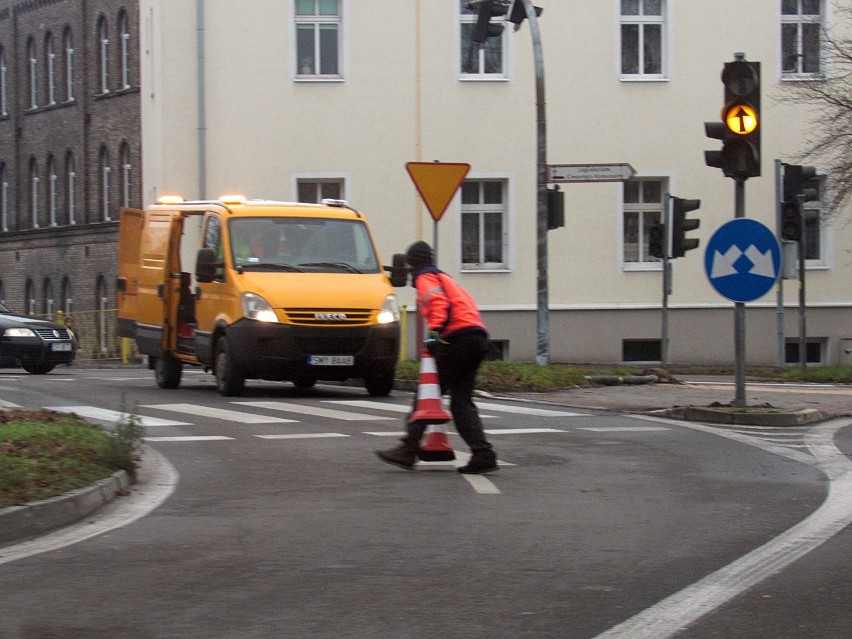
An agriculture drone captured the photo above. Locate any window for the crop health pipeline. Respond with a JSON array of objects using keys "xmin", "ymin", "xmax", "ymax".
[
  {"xmin": 43, "ymin": 278, "xmax": 53, "ymax": 316},
  {"xmin": 803, "ymin": 174, "xmax": 827, "ymax": 262},
  {"xmin": 459, "ymin": 0, "xmax": 505, "ymax": 76},
  {"xmin": 120, "ymin": 143, "xmax": 132, "ymax": 207},
  {"xmin": 297, "ymin": 178, "xmax": 344, "ymax": 202},
  {"xmin": 98, "ymin": 16, "xmax": 109, "ymax": 93},
  {"xmin": 782, "ymin": 0, "xmax": 824, "ymax": 76},
  {"xmin": 461, "ymin": 179, "xmax": 507, "ymax": 269},
  {"xmin": 61, "ymin": 277, "xmax": 72, "ymax": 313},
  {"xmin": 25, "ymin": 279, "xmax": 35, "ymax": 315},
  {"xmin": 29, "ymin": 158, "xmax": 39, "ymax": 228},
  {"xmin": 620, "ymin": 0, "xmax": 665, "ymax": 78},
  {"xmin": 100, "ymin": 146, "xmax": 111, "ymax": 221},
  {"xmin": 47, "ymin": 156, "xmax": 57, "ymax": 226},
  {"xmin": 623, "ymin": 178, "xmax": 665, "ymax": 266},
  {"xmin": 119, "ymin": 11, "xmax": 131, "ymax": 89},
  {"xmin": 295, "ymin": 0, "xmax": 341, "ymax": 78},
  {"xmin": 27, "ymin": 37, "xmax": 38, "ymax": 108},
  {"xmin": 64, "ymin": 28, "xmax": 75, "ymax": 101},
  {"xmin": 66, "ymin": 152, "xmax": 77, "ymax": 224},
  {"xmin": 45, "ymin": 33, "xmax": 56, "ymax": 105},
  {"xmin": 0, "ymin": 47, "xmax": 7, "ymax": 116}
]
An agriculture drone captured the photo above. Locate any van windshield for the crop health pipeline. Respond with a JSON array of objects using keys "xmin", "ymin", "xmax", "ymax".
[{"xmin": 228, "ymin": 217, "xmax": 381, "ymax": 274}]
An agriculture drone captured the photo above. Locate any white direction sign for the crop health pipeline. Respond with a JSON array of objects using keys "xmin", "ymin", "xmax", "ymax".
[{"xmin": 547, "ymin": 163, "xmax": 636, "ymax": 183}]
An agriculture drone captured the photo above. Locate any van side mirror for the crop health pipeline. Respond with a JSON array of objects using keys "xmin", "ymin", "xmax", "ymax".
[
  {"xmin": 196, "ymin": 247, "xmax": 223, "ymax": 283},
  {"xmin": 387, "ymin": 253, "xmax": 409, "ymax": 287}
]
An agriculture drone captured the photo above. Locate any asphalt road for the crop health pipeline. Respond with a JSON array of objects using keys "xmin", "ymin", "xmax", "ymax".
[{"xmin": 0, "ymin": 367, "xmax": 850, "ymax": 638}]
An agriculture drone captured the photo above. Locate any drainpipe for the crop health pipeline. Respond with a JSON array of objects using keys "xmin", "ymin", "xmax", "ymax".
[{"xmin": 196, "ymin": 0, "xmax": 207, "ymax": 199}]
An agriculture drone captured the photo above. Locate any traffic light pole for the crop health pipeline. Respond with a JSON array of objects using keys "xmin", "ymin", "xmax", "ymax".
[
  {"xmin": 734, "ymin": 178, "xmax": 747, "ymax": 407},
  {"xmin": 797, "ymin": 193, "xmax": 807, "ymax": 372},
  {"xmin": 522, "ymin": 0, "xmax": 549, "ymax": 367}
]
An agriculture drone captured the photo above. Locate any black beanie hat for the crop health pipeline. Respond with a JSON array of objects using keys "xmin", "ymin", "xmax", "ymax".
[{"xmin": 405, "ymin": 241, "xmax": 434, "ymax": 269}]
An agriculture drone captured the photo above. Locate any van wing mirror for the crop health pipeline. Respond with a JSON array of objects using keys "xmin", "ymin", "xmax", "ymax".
[
  {"xmin": 196, "ymin": 247, "xmax": 223, "ymax": 283},
  {"xmin": 386, "ymin": 253, "xmax": 410, "ymax": 287}
]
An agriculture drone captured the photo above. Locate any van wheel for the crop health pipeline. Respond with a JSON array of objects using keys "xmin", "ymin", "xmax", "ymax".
[
  {"xmin": 365, "ymin": 370, "xmax": 394, "ymax": 397},
  {"xmin": 155, "ymin": 356, "xmax": 183, "ymax": 389},
  {"xmin": 293, "ymin": 377, "xmax": 316, "ymax": 391},
  {"xmin": 215, "ymin": 337, "xmax": 245, "ymax": 396}
]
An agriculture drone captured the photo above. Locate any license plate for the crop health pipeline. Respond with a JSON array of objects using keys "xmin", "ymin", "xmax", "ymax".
[
  {"xmin": 308, "ymin": 355, "xmax": 353, "ymax": 366},
  {"xmin": 51, "ymin": 343, "xmax": 72, "ymax": 352}
]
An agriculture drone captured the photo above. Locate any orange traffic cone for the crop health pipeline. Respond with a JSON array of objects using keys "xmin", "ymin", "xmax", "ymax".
[{"xmin": 409, "ymin": 348, "xmax": 455, "ymax": 462}]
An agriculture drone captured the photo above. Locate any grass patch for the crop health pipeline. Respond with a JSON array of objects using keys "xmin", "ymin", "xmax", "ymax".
[{"xmin": 0, "ymin": 409, "xmax": 143, "ymax": 509}]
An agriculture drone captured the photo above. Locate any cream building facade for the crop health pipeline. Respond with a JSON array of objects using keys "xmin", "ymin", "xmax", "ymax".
[{"xmin": 139, "ymin": 0, "xmax": 852, "ymax": 366}]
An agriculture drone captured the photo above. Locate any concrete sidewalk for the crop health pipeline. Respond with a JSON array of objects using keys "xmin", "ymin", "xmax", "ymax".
[{"xmin": 497, "ymin": 375, "xmax": 852, "ymax": 425}]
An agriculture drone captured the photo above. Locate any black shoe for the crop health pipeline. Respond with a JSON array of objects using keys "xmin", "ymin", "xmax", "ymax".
[
  {"xmin": 458, "ymin": 450, "xmax": 498, "ymax": 474},
  {"xmin": 376, "ymin": 444, "xmax": 417, "ymax": 470}
]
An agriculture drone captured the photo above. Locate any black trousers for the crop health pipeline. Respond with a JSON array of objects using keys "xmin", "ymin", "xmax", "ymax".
[{"xmin": 404, "ymin": 332, "xmax": 493, "ymax": 453}]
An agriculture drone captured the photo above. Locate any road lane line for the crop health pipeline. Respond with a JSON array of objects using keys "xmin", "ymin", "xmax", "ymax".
[
  {"xmin": 234, "ymin": 400, "xmax": 394, "ymax": 421},
  {"xmin": 593, "ymin": 417, "xmax": 852, "ymax": 639},
  {"xmin": 144, "ymin": 435, "xmax": 233, "ymax": 442},
  {"xmin": 44, "ymin": 406, "xmax": 192, "ymax": 427},
  {"xmin": 255, "ymin": 433, "xmax": 350, "ymax": 439},
  {"xmin": 140, "ymin": 403, "xmax": 295, "ymax": 423}
]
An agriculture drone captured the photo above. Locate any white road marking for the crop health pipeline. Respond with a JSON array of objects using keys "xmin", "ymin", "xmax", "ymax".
[
  {"xmin": 326, "ymin": 399, "xmax": 499, "ymax": 418},
  {"xmin": 140, "ymin": 403, "xmax": 295, "ymax": 423},
  {"xmin": 593, "ymin": 417, "xmax": 852, "ymax": 639},
  {"xmin": 144, "ymin": 435, "xmax": 233, "ymax": 442},
  {"xmin": 485, "ymin": 427, "xmax": 569, "ymax": 434},
  {"xmin": 0, "ymin": 398, "xmax": 22, "ymax": 409},
  {"xmin": 475, "ymin": 401, "xmax": 589, "ymax": 417},
  {"xmin": 44, "ymin": 406, "xmax": 192, "ymax": 427},
  {"xmin": 234, "ymin": 400, "xmax": 394, "ymax": 421},
  {"xmin": 255, "ymin": 433, "xmax": 350, "ymax": 439},
  {"xmin": 580, "ymin": 426, "xmax": 671, "ymax": 432}
]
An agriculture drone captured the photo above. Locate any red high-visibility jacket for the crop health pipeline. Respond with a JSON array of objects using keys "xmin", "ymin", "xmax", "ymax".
[{"xmin": 413, "ymin": 267, "xmax": 487, "ymax": 339}]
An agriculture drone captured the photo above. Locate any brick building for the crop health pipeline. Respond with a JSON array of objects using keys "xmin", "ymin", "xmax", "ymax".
[{"xmin": 0, "ymin": 0, "xmax": 140, "ymax": 358}]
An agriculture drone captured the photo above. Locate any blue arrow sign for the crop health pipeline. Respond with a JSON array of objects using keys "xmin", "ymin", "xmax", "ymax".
[{"xmin": 704, "ymin": 218, "xmax": 781, "ymax": 303}]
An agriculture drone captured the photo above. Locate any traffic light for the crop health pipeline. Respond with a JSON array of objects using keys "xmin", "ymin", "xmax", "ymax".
[
  {"xmin": 507, "ymin": 0, "xmax": 543, "ymax": 30},
  {"xmin": 781, "ymin": 164, "xmax": 819, "ymax": 242},
  {"xmin": 546, "ymin": 186, "xmax": 564, "ymax": 230},
  {"xmin": 705, "ymin": 57, "xmax": 761, "ymax": 179},
  {"xmin": 648, "ymin": 222, "xmax": 665, "ymax": 259},
  {"xmin": 468, "ymin": 0, "xmax": 510, "ymax": 44},
  {"xmin": 671, "ymin": 197, "xmax": 701, "ymax": 258}
]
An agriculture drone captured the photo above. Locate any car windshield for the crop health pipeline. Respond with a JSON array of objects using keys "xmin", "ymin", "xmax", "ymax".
[{"xmin": 228, "ymin": 217, "xmax": 381, "ymax": 274}]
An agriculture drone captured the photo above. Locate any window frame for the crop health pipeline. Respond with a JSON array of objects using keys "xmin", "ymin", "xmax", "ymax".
[
  {"xmin": 293, "ymin": 0, "xmax": 344, "ymax": 81},
  {"xmin": 781, "ymin": 0, "xmax": 826, "ymax": 79},
  {"xmin": 99, "ymin": 146, "xmax": 111, "ymax": 221},
  {"xmin": 66, "ymin": 151, "xmax": 77, "ymax": 225},
  {"xmin": 459, "ymin": 176, "xmax": 511, "ymax": 272},
  {"xmin": 802, "ymin": 171, "xmax": 831, "ymax": 267},
  {"xmin": 29, "ymin": 158, "xmax": 40, "ymax": 229},
  {"xmin": 47, "ymin": 155, "xmax": 57, "ymax": 226},
  {"xmin": 621, "ymin": 175, "xmax": 670, "ymax": 271},
  {"xmin": 45, "ymin": 32, "xmax": 56, "ymax": 105},
  {"xmin": 27, "ymin": 37, "xmax": 38, "ymax": 109},
  {"xmin": 64, "ymin": 28, "xmax": 75, "ymax": 102},
  {"xmin": 294, "ymin": 175, "xmax": 347, "ymax": 203},
  {"xmin": 619, "ymin": 0, "xmax": 669, "ymax": 81},
  {"xmin": 0, "ymin": 47, "xmax": 6, "ymax": 116},
  {"xmin": 98, "ymin": 16, "xmax": 109, "ymax": 94},
  {"xmin": 119, "ymin": 10, "xmax": 131, "ymax": 89},
  {"xmin": 0, "ymin": 164, "xmax": 7, "ymax": 232}
]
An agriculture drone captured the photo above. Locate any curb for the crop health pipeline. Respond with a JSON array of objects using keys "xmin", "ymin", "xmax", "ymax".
[
  {"xmin": 0, "ymin": 469, "xmax": 132, "ymax": 545},
  {"xmin": 654, "ymin": 406, "xmax": 828, "ymax": 427}
]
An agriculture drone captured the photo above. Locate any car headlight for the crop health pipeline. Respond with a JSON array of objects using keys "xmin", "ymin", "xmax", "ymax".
[
  {"xmin": 377, "ymin": 294, "xmax": 400, "ymax": 324},
  {"xmin": 4, "ymin": 328, "xmax": 35, "ymax": 338},
  {"xmin": 241, "ymin": 292, "xmax": 279, "ymax": 323}
]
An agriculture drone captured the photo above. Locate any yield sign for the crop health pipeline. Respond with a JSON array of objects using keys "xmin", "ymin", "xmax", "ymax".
[{"xmin": 405, "ymin": 162, "xmax": 470, "ymax": 221}]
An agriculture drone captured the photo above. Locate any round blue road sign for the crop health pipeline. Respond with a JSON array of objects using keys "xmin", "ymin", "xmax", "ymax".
[{"xmin": 704, "ymin": 218, "xmax": 781, "ymax": 303}]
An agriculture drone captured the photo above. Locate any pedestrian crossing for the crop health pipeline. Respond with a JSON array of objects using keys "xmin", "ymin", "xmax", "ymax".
[{"xmin": 37, "ymin": 397, "xmax": 605, "ymax": 444}]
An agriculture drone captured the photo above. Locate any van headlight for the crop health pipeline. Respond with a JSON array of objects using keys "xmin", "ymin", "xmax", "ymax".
[
  {"xmin": 241, "ymin": 292, "xmax": 279, "ymax": 323},
  {"xmin": 377, "ymin": 294, "xmax": 400, "ymax": 324}
]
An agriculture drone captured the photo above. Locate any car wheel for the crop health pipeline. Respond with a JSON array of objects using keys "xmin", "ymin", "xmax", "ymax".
[
  {"xmin": 215, "ymin": 337, "xmax": 245, "ymax": 397},
  {"xmin": 364, "ymin": 370, "xmax": 394, "ymax": 397},
  {"xmin": 293, "ymin": 377, "xmax": 316, "ymax": 391},
  {"xmin": 155, "ymin": 355, "xmax": 183, "ymax": 389},
  {"xmin": 22, "ymin": 362, "xmax": 56, "ymax": 375}
]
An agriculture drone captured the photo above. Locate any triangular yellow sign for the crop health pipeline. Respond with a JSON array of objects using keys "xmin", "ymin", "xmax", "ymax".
[{"xmin": 405, "ymin": 162, "xmax": 471, "ymax": 222}]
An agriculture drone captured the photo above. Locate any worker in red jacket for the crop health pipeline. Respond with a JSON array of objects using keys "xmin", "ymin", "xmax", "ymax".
[{"xmin": 377, "ymin": 241, "xmax": 498, "ymax": 474}]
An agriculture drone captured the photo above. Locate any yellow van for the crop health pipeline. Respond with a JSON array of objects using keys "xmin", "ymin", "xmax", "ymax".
[{"xmin": 117, "ymin": 196, "xmax": 407, "ymax": 396}]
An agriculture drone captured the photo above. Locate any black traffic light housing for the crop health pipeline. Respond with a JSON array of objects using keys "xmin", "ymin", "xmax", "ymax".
[
  {"xmin": 705, "ymin": 56, "xmax": 761, "ymax": 179},
  {"xmin": 648, "ymin": 222, "xmax": 665, "ymax": 259},
  {"xmin": 469, "ymin": 0, "xmax": 510, "ymax": 44},
  {"xmin": 546, "ymin": 186, "xmax": 564, "ymax": 230},
  {"xmin": 671, "ymin": 197, "xmax": 701, "ymax": 258},
  {"xmin": 508, "ymin": 0, "xmax": 543, "ymax": 29},
  {"xmin": 781, "ymin": 164, "xmax": 819, "ymax": 242}
]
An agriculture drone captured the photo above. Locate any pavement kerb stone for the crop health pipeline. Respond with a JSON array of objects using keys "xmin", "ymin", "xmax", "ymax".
[{"xmin": 0, "ymin": 469, "xmax": 132, "ymax": 546}]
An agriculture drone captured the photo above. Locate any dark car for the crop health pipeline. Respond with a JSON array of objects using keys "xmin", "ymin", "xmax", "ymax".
[{"xmin": 0, "ymin": 303, "xmax": 77, "ymax": 373}]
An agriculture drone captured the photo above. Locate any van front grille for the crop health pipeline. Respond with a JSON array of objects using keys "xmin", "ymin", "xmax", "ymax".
[{"xmin": 283, "ymin": 308, "xmax": 373, "ymax": 326}]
